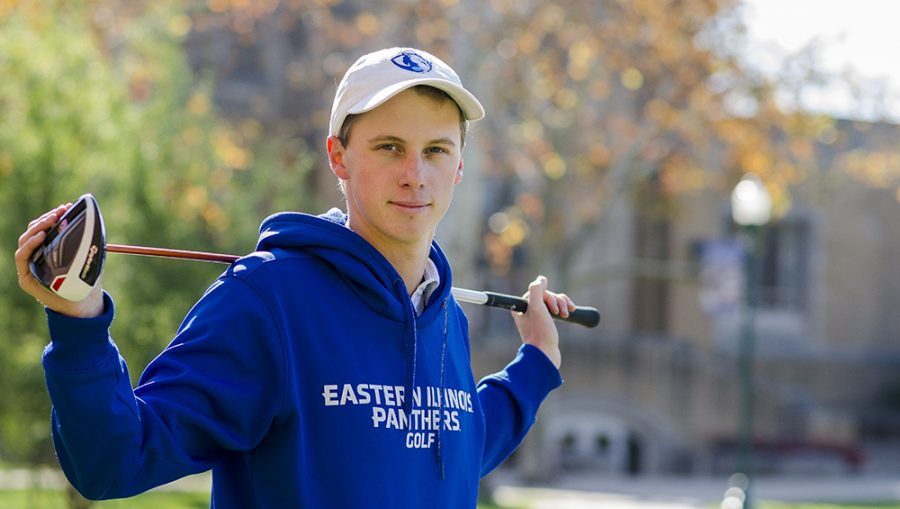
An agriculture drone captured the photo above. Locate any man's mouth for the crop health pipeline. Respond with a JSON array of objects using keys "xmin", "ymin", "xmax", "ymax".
[{"xmin": 390, "ymin": 201, "xmax": 430, "ymax": 213}]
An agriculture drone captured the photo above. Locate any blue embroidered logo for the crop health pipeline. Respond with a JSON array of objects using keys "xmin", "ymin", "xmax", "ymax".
[{"xmin": 391, "ymin": 51, "xmax": 433, "ymax": 73}]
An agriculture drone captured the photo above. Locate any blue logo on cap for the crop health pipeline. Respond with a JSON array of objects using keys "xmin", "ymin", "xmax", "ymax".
[{"xmin": 391, "ymin": 50, "xmax": 432, "ymax": 73}]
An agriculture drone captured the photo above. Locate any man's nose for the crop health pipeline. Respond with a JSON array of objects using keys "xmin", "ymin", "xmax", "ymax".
[{"xmin": 399, "ymin": 154, "xmax": 426, "ymax": 188}]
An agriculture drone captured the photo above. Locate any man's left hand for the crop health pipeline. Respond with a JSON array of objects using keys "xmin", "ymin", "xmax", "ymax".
[{"xmin": 511, "ymin": 275, "xmax": 574, "ymax": 369}]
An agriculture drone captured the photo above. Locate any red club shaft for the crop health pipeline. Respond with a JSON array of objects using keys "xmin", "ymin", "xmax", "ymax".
[{"xmin": 107, "ymin": 244, "xmax": 239, "ymax": 264}]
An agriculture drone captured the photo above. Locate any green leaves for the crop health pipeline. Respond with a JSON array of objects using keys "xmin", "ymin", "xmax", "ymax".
[{"xmin": 0, "ymin": 1, "xmax": 313, "ymax": 468}]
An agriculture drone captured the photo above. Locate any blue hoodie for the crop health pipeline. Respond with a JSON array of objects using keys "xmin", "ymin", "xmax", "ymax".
[{"xmin": 42, "ymin": 209, "xmax": 563, "ymax": 508}]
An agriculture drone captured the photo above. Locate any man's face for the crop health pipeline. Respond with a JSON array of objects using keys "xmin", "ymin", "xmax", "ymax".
[{"xmin": 328, "ymin": 88, "xmax": 464, "ymax": 254}]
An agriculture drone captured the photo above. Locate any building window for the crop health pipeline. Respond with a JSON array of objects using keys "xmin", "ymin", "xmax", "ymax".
[{"xmin": 756, "ymin": 218, "xmax": 811, "ymax": 313}]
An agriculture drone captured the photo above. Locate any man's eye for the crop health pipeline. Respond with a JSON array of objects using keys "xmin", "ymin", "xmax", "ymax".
[
  {"xmin": 377, "ymin": 143, "xmax": 399, "ymax": 152},
  {"xmin": 427, "ymin": 146, "xmax": 449, "ymax": 155}
]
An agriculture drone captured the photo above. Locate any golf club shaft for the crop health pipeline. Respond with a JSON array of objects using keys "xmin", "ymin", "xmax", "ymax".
[
  {"xmin": 107, "ymin": 244, "xmax": 600, "ymax": 328},
  {"xmin": 108, "ymin": 244, "xmax": 239, "ymax": 264}
]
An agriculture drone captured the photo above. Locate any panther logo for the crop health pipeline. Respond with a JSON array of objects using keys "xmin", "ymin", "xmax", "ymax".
[{"xmin": 391, "ymin": 50, "xmax": 433, "ymax": 73}]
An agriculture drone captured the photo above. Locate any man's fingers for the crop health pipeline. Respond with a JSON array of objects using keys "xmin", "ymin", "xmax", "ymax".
[
  {"xmin": 543, "ymin": 289, "xmax": 560, "ymax": 315},
  {"xmin": 524, "ymin": 277, "xmax": 582, "ymax": 318},
  {"xmin": 514, "ymin": 275, "xmax": 563, "ymax": 369},
  {"xmin": 544, "ymin": 292, "xmax": 571, "ymax": 318},
  {"xmin": 15, "ymin": 230, "xmax": 46, "ymax": 275},
  {"xmin": 527, "ymin": 276, "xmax": 549, "ymax": 314},
  {"xmin": 19, "ymin": 216, "xmax": 52, "ymax": 247},
  {"xmin": 15, "ymin": 230, "xmax": 44, "ymax": 263},
  {"xmin": 27, "ymin": 204, "xmax": 66, "ymax": 228},
  {"xmin": 16, "ymin": 203, "xmax": 70, "ymax": 281},
  {"xmin": 15, "ymin": 233, "xmax": 54, "ymax": 306},
  {"xmin": 559, "ymin": 293, "xmax": 576, "ymax": 317},
  {"xmin": 20, "ymin": 205, "xmax": 67, "ymax": 247},
  {"xmin": 557, "ymin": 294, "xmax": 570, "ymax": 318},
  {"xmin": 27, "ymin": 210, "xmax": 54, "ymax": 229},
  {"xmin": 523, "ymin": 276, "xmax": 581, "ymax": 318}
]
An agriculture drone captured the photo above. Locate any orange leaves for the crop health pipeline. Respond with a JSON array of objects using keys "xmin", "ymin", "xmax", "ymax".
[
  {"xmin": 187, "ymin": 93, "xmax": 211, "ymax": 116},
  {"xmin": 739, "ymin": 151, "xmax": 772, "ymax": 177},
  {"xmin": 837, "ymin": 150, "xmax": 900, "ymax": 189},
  {"xmin": 644, "ymin": 99, "xmax": 681, "ymax": 131},
  {"xmin": 203, "ymin": 0, "xmax": 280, "ymax": 38},
  {"xmin": 588, "ymin": 143, "xmax": 612, "ymax": 169},
  {"xmin": 0, "ymin": 152, "xmax": 12, "ymax": 176},
  {"xmin": 0, "ymin": 0, "xmax": 18, "ymax": 22},
  {"xmin": 484, "ymin": 205, "xmax": 533, "ymax": 275},
  {"xmin": 537, "ymin": 3, "xmax": 567, "ymax": 32},
  {"xmin": 517, "ymin": 33, "xmax": 541, "ymax": 56},
  {"xmin": 206, "ymin": 0, "xmax": 279, "ymax": 17},
  {"xmin": 659, "ymin": 155, "xmax": 706, "ymax": 196},
  {"xmin": 167, "ymin": 14, "xmax": 192, "ymax": 38},
  {"xmin": 354, "ymin": 12, "xmax": 380, "ymax": 37},
  {"xmin": 541, "ymin": 152, "xmax": 567, "ymax": 180},
  {"xmin": 620, "ymin": 68, "xmax": 645, "ymax": 91},
  {"xmin": 567, "ymin": 38, "xmax": 596, "ymax": 82},
  {"xmin": 213, "ymin": 128, "xmax": 252, "ymax": 170}
]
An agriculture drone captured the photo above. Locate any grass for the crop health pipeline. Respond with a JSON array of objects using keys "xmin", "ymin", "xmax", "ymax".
[
  {"xmin": 0, "ymin": 489, "xmax": 209, "ymax": 509},
  {"xmin": 759, "ymin": 503, "xmax": 900, "ymax": 509},
  {"xmin": 0, "ymin": 489, "xmax": 518, "ymax": 508}
]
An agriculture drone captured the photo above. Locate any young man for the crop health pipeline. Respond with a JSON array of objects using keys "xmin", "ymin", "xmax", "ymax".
[{"xmin": 15, "ymin": 47, "xmax": 575, "ymax": 508}]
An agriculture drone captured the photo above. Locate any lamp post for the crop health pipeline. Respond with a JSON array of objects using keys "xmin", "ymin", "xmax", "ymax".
[{"xmin": 730, "ymin": 174, "xmax": 772, "ymax": 509}]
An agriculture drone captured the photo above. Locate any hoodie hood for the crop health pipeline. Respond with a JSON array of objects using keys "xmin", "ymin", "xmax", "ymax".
[{"xmin": 256, "ymin": 208, "xmax": 452, "ymax": 326}]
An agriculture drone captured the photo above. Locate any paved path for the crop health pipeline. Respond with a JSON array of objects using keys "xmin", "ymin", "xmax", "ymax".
[
  {"xmin": 490, "ymin": 472, "xmax": 900, "ymax": 508},
  {"xmin": 495, "ymin": 486, "xmax": 708, "ymax": 509}
]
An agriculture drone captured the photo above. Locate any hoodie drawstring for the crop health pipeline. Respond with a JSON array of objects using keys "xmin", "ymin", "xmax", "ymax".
[
  {"xmin": 397, "ymin": 279, "xmax": 418, "ymax": 419},
  {"xmin": 398, "ymin": 279, "xmax": 450, "ymax": 481},
  {"xmin": 435, "ymin": 299, "xmax": 449, "ymax": 480}
]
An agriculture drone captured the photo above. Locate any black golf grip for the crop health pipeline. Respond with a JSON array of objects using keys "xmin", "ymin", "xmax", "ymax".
[{"xmin": 482, "ymin": 291, "xmax": 601, "ymax": 328}]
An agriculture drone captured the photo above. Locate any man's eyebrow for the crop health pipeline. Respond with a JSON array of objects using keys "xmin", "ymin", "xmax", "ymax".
[
  {"xmin": 428, "ymin": 137, "xmax": 457, "ymax": 147},
  {"xmin": 367, "ymin": 135, "xmax": 457, "ymax": 147},
  {"xmin": 367, "ymin": 135, "xmax": 405, "ymax": 145}
]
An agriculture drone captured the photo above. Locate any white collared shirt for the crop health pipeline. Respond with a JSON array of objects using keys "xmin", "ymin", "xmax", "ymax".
[{"xmin": 410, "ymin": 258, "xmax": 440, "ymax": 316}]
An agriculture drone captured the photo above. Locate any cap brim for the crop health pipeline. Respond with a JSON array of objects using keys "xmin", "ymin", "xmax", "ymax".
[{"xmin": 347, "ymin": 78, "xmax": 485, "ymax": 122}]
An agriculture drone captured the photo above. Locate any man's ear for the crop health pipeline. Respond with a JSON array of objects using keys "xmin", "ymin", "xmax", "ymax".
[
  {"xmin": 327, "ymin": 136, "xmax": 350, "ymax": 180},
  {"xmin": 454, "ymin": 158, "xmax": 464, "ymax": 185}
]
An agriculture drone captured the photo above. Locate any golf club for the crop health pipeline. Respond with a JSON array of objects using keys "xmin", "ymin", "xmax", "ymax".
[
  {"xmin": 105, "ymin": 244, "xmax": 600, "ymax": 328},
  {"xmin": 32, "ymin": 194, "xmax": 600, "ymax": 328}
]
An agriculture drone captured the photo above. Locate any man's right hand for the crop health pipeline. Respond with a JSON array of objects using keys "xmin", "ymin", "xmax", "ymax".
[{"xmin": 15, "ymin": 203, "xmax": 105, "ymax": 318}]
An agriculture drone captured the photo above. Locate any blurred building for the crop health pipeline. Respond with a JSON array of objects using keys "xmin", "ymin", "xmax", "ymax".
[
  {"xmin": 181, "ymin": 5, "xmax": 900, "ymax": 480},
  {"xmin": 472, "ymin": 119, "xmax": 900, "ymax": 479}
]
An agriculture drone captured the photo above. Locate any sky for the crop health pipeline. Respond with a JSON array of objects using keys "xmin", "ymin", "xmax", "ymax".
[{"xmin": 740, "ymin": 0, "xmax": 900, "ymax": 121}]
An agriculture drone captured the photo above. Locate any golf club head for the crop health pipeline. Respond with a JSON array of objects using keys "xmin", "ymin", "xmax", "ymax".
[{"xmin": 29, "ymin": 194, "xmax": 106, "ymax": 302}]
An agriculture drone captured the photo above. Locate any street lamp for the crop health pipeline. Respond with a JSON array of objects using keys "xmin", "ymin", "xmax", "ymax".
[
  {"xmin": 732, "ymin": 174, "xmax": 772, "ymax": 227},
  {"xmin": 730, "ymin": 174, "xmax": 772, "ymax": 509}
]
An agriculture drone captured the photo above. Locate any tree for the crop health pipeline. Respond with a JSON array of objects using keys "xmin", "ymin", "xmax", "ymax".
[
  {"xmin": 184, "ymin": 0, "xmax": 900, "ymax": 293},
  {"xmin": 0, "ymin": 2, "xmax": 313, "ymax": 505},
  {"xmin": 468, "ymin": 1, "xmax": 872, "ymax": 285}
]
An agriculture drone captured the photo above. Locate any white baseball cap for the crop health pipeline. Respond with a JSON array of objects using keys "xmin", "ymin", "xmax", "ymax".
[{"xmin": 329, "ymin": 47, "xmax": 485, "ymax": 137}]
